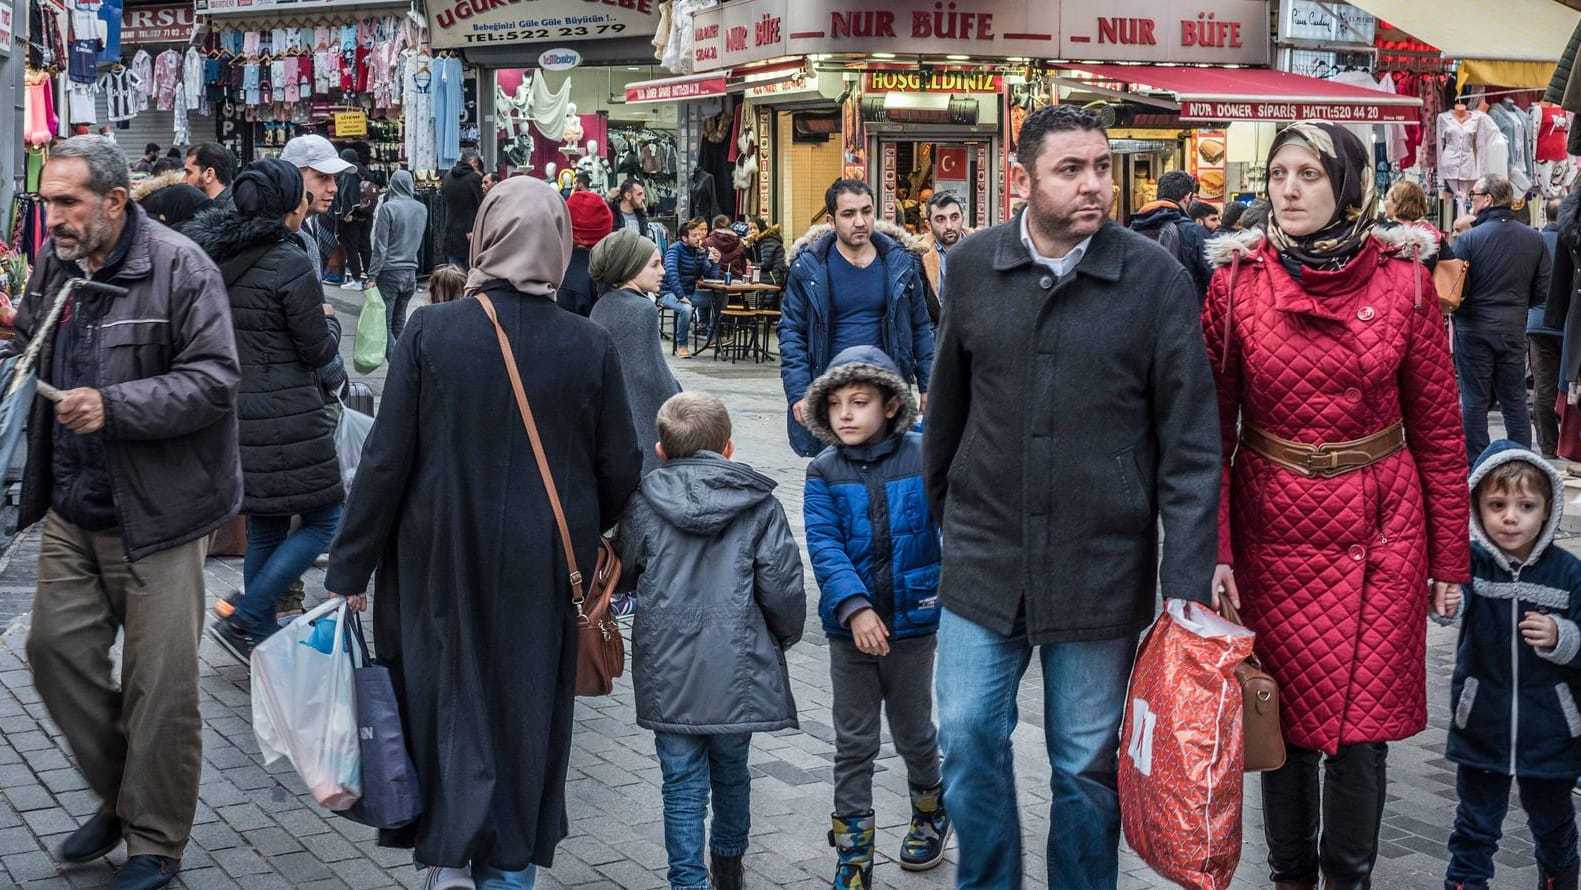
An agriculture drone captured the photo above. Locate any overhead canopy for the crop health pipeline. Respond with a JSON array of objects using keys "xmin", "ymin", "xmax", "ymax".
[
  {"xmin": 1343, "ymin": 0, "xmax": 1578, "ymax": 63},
  {"xmin": 1055, "ymin": 65, "xmax": 1422, "ymax": 124}
]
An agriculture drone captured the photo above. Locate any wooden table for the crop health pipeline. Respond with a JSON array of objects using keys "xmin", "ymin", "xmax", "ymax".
[{"xmin": 693, "ymin": 280, "xmax": 783, "ymax": 362}]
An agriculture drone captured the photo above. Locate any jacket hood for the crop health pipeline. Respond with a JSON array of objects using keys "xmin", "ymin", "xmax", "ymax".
[
  {"xmin": 449, "ymin": 161, "xmax": 475, "ymax": 178},
  {"xmin": 787, "ymin": 219, "xmax": 924, "ymax": 264},
  {"xmin": 1130, "ymin": 202, "xmax": 1188, "ymax": 231},
  {"xmin": 387, "ymin": 169, "xmax": 415, "ymax": 199},
  {"xmin": 756, "ymin": 224, "xmax": 783, "ymax": 243},
  {"xmin": 800, "ymin": 345, "xmax": 920, "ymax": 446},
  {"xmin": 1468, "ymin": 440, "xmax": 1565, "ymax": 572},
  {"xmin": 184, "ymin": 206, "xmax": 290, "ymax": 262},
  {"xmin": 709, "ymin": 228, "xmax": 741, "ymax": 247},
  {"xmin": 1204, "ymin": 224, "xmax": 1439, "ymax": 268},
  {"xmin": 639, "ymin": 452, "xmax": 779, "ymax": 535},
  {"xmin": 130, "ymin": 169, "xmax": 189, "ymax": 203}
]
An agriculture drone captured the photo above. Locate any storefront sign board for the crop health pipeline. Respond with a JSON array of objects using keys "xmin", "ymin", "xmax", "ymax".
[
  {"xmin": 426, "ymin": 0, "xmax": 663, "ymax": 49},
  {"xmin": 1179, "ymin": 99, "xmax": 1415, "ymax": 122},
  {"xmin": 625, "ymin": 73, "xmax": 726, "ymax": 103},
  {"xmin": 1277, "ymin": 0, "xmax": 1375, "ymax": 46},
  {"xmin": 334, "ymin": 111, "xmax": 368, "ymax": 137},
  {"xmin": 122, "ymin": 4, "xmax": 195, "ymax": 44},
  {"xmin": 864, "ymin": 72, "xmax": 1002, "ymax": 93},
  {"xmin": 0, "ymin": 3, "xmax": 13, "ymax": 55},
  {"xmin": 691, "ymin": 0, "xmax": 1270, "ymax": 71}
]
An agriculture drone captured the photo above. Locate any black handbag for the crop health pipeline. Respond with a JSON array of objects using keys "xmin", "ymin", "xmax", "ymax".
[{"xmin": 333, "ymin": 613, "xmax": 422, "ymax": 828}]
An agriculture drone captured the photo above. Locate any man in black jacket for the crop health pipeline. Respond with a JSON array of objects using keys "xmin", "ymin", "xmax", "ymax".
[
  {"xmin": 922, "ymin": 105, "xmax": 1220, "ymax": 889},
  {"xmin": 440, "ymin": 149, "xmax": 485, "ymax": 269},
  {"xmin": 2, "ymin": 136, "xmax": 241, "ymax": 890},
  {"xmin": 608, "ymin": 178, "xmax": 650, "ymax": 236},
  {"xmin": 1128, "ymin": 170, "xmax": 1213, "ymax": 300},
  {"xmin": 1449, "ymin": 174, "xmax": 1552, "ymax": 460}
]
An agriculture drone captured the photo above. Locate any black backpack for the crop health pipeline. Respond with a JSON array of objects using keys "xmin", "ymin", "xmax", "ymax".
[{"xmin": 1142, "ymin": 220, "xmax": 1186, "ymax": 267}]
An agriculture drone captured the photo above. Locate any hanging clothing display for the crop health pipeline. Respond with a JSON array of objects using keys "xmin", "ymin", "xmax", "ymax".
[
  {"xmin": 152, "ymin": 48, "xmax": 180, "ymax": 111},
  {"xmin": 528, "ymin": 72, "xmax": 572, "ymax": 139},
  {"xmin": 130, "ymin": 48, "xmax": 152, "ymax": 112},
  {"xmin": 1535, "ymin": 102, "xmax": 1571, "ymax": 161},
  {"xmin": 403, "ymin": 51, "xmax": 437, "ymax": 177},
  {"xmin": 434, "ymin": 54, "xmax": 464, "ymax": 171},
  {"xmin": 98, "ymin": 66, "xmax": 143, "ymax": 122}
]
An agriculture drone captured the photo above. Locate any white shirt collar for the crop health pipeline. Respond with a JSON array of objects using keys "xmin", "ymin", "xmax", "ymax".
[{"xmin": 1019, "ymin": 211, "xmax": 1092, "ymax": 279}]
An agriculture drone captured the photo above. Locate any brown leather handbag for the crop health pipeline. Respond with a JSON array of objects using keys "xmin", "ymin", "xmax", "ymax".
[
  {"xmin": 478, "ymin": 295, "xmax": 625, "ymax": 697},
  {"xmin": 1217, "ymin": 599, "xmax": 1286, "ymax": 772},
  {"xmin": 1433, "ymin": 258, "xmax": 1469, "ymax": 313}
]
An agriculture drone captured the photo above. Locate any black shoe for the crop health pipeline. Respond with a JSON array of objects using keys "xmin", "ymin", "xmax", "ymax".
[
  {"xmin": 58, "ymin": 810, "xmax": 121, "ymax": 863},
  {"xmin": 711, "ymin": 851, "xmax": 744, "ymax": 890},
  {"xmin": 205, "ymin": 620, "xmax": 259, "ymax": 665},
  {"xmin": 115, "ymin": 855, "xmax": 179, "ymax": 890}
]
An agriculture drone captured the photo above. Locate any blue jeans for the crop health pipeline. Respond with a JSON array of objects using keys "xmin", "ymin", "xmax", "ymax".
[
  {"xmin": 377, "ymin": 269, "xmax": 418, "ymax": 343},
  {"xmin": 654, "ymin": 732, "xmax": 752, "ymax": 890},
  {"xmin": 235, "ymin": 504, "xmax": 343, "ymax": 636},
  {"xmin": 1455, "ymin": 327, "xmax": 1532, "ymax": 462},
  {"xmin": 658, "ymin": 293, "xmax": 695, "ymax": 347},
  {"xmin": 935, "ymin": 607, "xmax": 1136, "ymax": 889},
  {"xmin": 1447, "ymin": 767, "xmax": 1578, "ymax": 885},
  {"xmin": 473, "ymin": 864, "xmax": 536, "ymax": 888}
]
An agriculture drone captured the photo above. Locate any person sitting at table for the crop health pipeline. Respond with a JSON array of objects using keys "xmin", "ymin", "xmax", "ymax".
[
  {"xmin": 662, "ymin": 216, "xmax": 722, "ymax": 357},
  {"xmin": 780, "ymin": 178, "xmax": 934, "ymax": 457}
]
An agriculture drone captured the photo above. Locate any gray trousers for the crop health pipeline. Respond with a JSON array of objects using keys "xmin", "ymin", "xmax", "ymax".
[
  {"xmin": 828, "ymin": 634, "xmax": 942, "ymax": 814},
  {"xmin": 27, "ymin": 511, "xmax": 208, "ymax": 858},
  {"xmin": 377, "ymin": 269, "xmax": 419, "ymax": 343}
]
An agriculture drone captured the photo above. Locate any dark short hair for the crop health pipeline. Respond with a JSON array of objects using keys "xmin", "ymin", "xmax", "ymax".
[
  {"xmin": 1016, "ymin": 104, "xmax": 1107, "ymax": 173},
  {"xmin": 1241, "ymin": 198, "xmax": 1272, "ymax": 230},
  {"xmin": 1157, "ymin": 171, "xmax": 1198, "ymax": 203},
  {"xmin": 143, "ymin": 142, "xmax": 160, "ymax": 155},
  {"xmin": 1476, "ymin": 459, "xmax": 1551, "ymax": 513},
  {"xmin": 185, "ymin": 142, "xmax": 235, "ymax": 186},
  {"xmin": 1220, "ymin": 202, "xmax": 1248, "ymax": 229},
  {"xmin": 151, "ymin": 157, "xmax": 184, "ymax": 175},
  {"xmin": 657, "ymin": 392, "xmax": 732, "ymax": 458},
  {"xmin": 824, "ymin": 179, "xmax": 874, "ymax": 216},
  {"xmin": 574, "ymin": 172, "xmax": 591, "ymax": 188},
  {"xmin": 1188, "ymin": 201, "xmax": 1218, "ymax": 222},
  {"xmin": 684, "ymin": 216, "xmax": 708, "ymax": 234},
  {"xmin": 926, "ymin": 192, "xmax": 963, "ymax": 215},
  {"xmin": 752, "ymin": 216, "xmax": 768, "ymax": 230},
  {"xmin": 620, "ymin": 178, "xmax": 644, "ymax": 197},
  {"xmin": 711, "ymin": 214, "xmax": 730, "ymax": 229}
]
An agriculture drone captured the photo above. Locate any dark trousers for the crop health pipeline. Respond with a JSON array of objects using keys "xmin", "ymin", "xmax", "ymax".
[
  {"xmin": 1455, "ymin": 327, "xmax": 1532, "ymax": 462},
  {"xmin": 828, "ymin": 635, "xmax": 942, "ymax": 814},
  {"xmin": 377, "ymin": 269, "xmax": 419, "ymax": 343},
  {"xmin": 1262, "ymin": 742, "xmax": 1388, "ymax": 889},
  {"xmin": 339, "ymin": 220, "xmax": 371, "ymax": 280},
  {"xmin": 1531, "ymin": 333, "xmax": 1564, "ymax": 458},
  {"xmin": 1447, "ymin": 767, "xmax": 1578, "ymax": 886}
]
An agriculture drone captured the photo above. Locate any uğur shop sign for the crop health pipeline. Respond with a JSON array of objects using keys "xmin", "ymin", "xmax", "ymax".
[{"xmin": 690, "ymin": 0, "xmax": 1270, "ymax": 70}]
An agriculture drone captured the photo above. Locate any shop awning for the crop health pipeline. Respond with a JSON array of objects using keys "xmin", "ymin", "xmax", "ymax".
[
  {"xmin": 1055, "ymin": 65, "xmax": 1422, "ymax": 124},
  {"xmin": 624, "ymin": 65, "xmax": 804, "ymax": 105},
  {"xmin": 1342, "ymin": 0, "xmax": 1577, "ymax": 63}
]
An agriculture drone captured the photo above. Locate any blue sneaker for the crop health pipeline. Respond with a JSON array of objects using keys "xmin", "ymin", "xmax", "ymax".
[{"xmin": 610, "ymin": 593, "xmax": 636, "ymax": 621}]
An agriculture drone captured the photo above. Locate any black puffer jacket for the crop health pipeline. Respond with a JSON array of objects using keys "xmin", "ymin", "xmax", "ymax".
[{"xmin": 187, "ymin": 208, "xmax": 343, "ymax": 515}]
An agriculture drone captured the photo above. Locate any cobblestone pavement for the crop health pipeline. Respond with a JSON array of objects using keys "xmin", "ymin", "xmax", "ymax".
[{"xmin": 0, "ymin": 284, "xmax": 1564, "ymax": 889}]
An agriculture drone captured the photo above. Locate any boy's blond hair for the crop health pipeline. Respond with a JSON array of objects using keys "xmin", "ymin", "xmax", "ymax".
[
  {"xmin": 1475, "ymin": 460, "xmax": 1550, "ymax": 511},
  {"xmin": 657, "ymin": 392, "xmax": 732, "ymax": 459}
]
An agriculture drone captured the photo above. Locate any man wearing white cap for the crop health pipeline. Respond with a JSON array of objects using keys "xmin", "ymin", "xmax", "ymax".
[{"xmin": 280, "ymin": 134, "xmax": 352, "ymax": 279}]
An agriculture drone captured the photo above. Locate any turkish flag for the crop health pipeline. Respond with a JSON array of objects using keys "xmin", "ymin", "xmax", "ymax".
[{"xmin": 936, "ymin": 147, "xmax": 967, "ymax": 178}]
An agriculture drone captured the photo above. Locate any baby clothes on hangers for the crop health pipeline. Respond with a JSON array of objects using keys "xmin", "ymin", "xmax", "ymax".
[
  {"xmin": 184, "ymin": 46, "xmax": 202, "ymax": 110},
  {"xmin": 153, "ymin": 48, "xmax": 182, "ymax": 110},
  {"xmin": 131, "ymin": 48, "xmax": 152, "ymax": 111},
  {"xmin": 66, "ymin": 83, "xmax": 97, "ymax": 126}
]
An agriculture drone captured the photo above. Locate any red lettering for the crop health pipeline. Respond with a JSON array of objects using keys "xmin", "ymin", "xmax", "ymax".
[
  {"xmin": 912, "ymin": 11, "xmax": 931, "ymax": 38},
  {"xmin": 755, "ymin": 14, "xmax": 781, "ymax": 47},
  {"xmin": 725, "ymin": 25, "xmax": 747, "ymax": 52},
  {"xmin": 1139, "ymin": 18, "xmax": 1154, "ymax": 44},
  {"xmin": 831, "ymin": 11, "xmax": 894, "ymax": 39},
  {"xmin": 1098, "ymin": 18, "xmax": 1155, "ymax": 45},
  {"xmin": 1227, "ymin": 21, "xmax": 1241, "ymax": 47},
  {"xmin": 1098, "ymin": 17, "xmax": 1117, "ymax": 43},
  {"xmin": 1180, "ymin": 20, "xmax": 1195, "ymax": 46}
]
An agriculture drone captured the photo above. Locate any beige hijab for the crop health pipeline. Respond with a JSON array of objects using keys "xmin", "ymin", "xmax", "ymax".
[{"xmin": 465, "ymin": 176, "xmax": 572, "ymax": 298}]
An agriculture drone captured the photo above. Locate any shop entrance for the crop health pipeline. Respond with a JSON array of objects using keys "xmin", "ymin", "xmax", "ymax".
[
  {"xmin": 1111, "ymin": 138, "xmax": 1185, "ymax": 224},
  {"xmin": 874, "ymin": 138, "xmax": 996, "ymax": 233}
]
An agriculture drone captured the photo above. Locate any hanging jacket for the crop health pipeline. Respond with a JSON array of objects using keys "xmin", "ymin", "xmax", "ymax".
[
  {"xmin": 802, "ymin": 346, "xmax": 939, "ymax": 640},
  {"xmin": 619, "ymin": 451, "xmax": 806, "ymax": 734},
  {"xmin": 1448, "ymin": 440, "xmax": 1581, "ymax": 779}
]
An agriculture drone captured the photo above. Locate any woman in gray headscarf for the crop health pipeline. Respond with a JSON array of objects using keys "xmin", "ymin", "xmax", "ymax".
[
  {"xmin": 325, "ymin": 176, "xmax": 642, "ymax": 889},
  {"xmin": 589, "ymin": 228, "xmax": 682, "ymax": 475}
]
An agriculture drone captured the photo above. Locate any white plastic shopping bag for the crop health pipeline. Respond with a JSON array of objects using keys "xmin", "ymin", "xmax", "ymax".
[
  {"xmin": 334, "ymin": 403, "xmax": 375, "ymax": 491},
  {"xmin": 250, "ymin": 599, "xmax": 362, "ymax": 809}
]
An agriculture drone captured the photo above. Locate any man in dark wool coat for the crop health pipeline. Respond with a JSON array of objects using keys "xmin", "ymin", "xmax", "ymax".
[{"xmin": 324, "ymin": 176, "xmax": 641, "ymax": 889}]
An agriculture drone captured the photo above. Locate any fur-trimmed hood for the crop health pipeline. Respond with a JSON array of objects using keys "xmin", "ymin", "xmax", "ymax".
[
  {"xmin": 130, "ymin": 169, "xmax": 189, "ymax": 203},
  {"xmin": 800, "ymin": 345, "xmax": 920, "ymax": 447},
  {"xmin": 184, "ymin": 206, "xmax": 293, "ymax": 263},
  {"xmin": 1204, "ymin": 224, "xmax": 1440, "ymax": 268},
  {"xmin": 787, "ymin": 219, "xmax": 924, "ymax": 265}
]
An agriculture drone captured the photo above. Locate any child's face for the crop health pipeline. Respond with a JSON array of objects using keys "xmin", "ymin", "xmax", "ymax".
[
  {"xmin": 1478, "ymin": 481, "xmax": 1547, "ymax": 562},
  {"xmin": 827, "ymin": 383, "xmax": 898, "ymax": 447}
]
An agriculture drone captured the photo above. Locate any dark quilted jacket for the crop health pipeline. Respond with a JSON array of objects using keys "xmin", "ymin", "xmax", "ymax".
[
  {"xmin": 1203, "ymin": 226, "xmax": 1472, "ymax": 754},
  {"xmin": 187, "ymin": 209, "xmax": 343, "ymax": 515},
  {"xmin": 1448, "ymin": 441, "xmax": 1581, "ymax": 779}
]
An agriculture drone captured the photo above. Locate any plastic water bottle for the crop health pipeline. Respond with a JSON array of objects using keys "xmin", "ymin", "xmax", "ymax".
[{"xmin": 724, "ymin": 270, "xmax": 733, "ymax": 286}]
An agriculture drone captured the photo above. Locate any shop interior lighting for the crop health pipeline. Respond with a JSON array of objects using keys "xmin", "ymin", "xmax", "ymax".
[
  {"xmin": 946, "ymin": 54, "xmax": 971, "ymax": 61},
  {"xmin": 872, "ymin": 52, "xmax": 896, "ymax": 59}
]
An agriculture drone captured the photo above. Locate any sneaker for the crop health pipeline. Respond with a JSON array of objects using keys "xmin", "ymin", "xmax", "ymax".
[
  {"xmin": 342, "ymin": 279, "xmax": 364, "ymax": 290},
  {"xmin": 610, "ymin": 593, "xmax": 636, "ymax": 621},
  {"xmin": 211, "ymin": 598, "xmax": 238, "ymax": 621},
  {"xmin": 422, "ymin": 866, "xmax": 476, "ymax": 890},
  {"xmin": 205, "ymin": 620, "xmax": 261, "ymax": 665},
  {"xmin": 275, "ymin": 609, "xmax": 305, "ymax": 627}
]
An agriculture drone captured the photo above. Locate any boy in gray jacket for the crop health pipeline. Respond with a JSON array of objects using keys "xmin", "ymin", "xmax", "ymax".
[
  {"xmin": 618, "ymin": 391, "xmax": 807, "ymax": 890},
  {"xmin": 365, "ymin": 169, "xmax": 428, "ymax": 343}
]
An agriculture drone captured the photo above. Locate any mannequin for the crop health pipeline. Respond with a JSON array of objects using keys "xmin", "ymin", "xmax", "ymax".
[
  {"xmin": 1438, "ymin": 99, "xmax": 1491, "ymax": 211},
  {"xmin": 1487, "ymin": 96, "xmax": 1532, "ymax": 191},
  {"xmin": 1533, "ymin": 99, "xmax": 1576, "ymax": 198}
]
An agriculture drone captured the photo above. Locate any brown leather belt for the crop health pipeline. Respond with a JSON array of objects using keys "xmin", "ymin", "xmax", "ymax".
[{"xmin": 1240, "ymin": 421, "xmax": 1406, "ymax": 478}]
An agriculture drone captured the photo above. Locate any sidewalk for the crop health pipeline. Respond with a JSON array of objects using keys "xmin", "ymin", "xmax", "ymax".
[{"xmin": 0, "ymin": 287, "xmax": 1562, "ymax": 889}]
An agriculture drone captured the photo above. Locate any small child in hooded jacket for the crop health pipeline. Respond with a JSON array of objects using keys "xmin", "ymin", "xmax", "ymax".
[
  {"xmin": 802, "ymin": 345, "xmax": 950, "ymax": 888},
  {"xmin": 1444, "ymin": 440, "xmax": 1581, "ymax": 890},
  {"xmin": 618, "ymin": 391, "xmax": 805, "ymax": 890}
]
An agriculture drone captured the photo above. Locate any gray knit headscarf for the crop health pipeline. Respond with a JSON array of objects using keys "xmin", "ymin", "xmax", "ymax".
[{"xmin": 588, "ymin": 229, "xmax": 659, "ymax": 291}]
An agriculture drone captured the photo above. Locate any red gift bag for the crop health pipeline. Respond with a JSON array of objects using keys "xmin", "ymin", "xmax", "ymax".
[
  {"xmin": 1558, "ymin": 392, "xmax": 1581, "ymax": 462},
  {"xmin": 1120, "ymin": 599, "xmax": 1256, "ymax": 890}
]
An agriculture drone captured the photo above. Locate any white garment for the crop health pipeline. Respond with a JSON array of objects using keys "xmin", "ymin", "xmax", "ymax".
[
  {"xmin": 1438, "ymin": 111, "xmax": 1491, "ymax": 183},
  {"xmin": 403, "ymin": 52, "xmax": 436, "ymax": 177},
  {"xmin": 97, "ymin": 68, "xmax": 142, "ymax": 122},
  {"xmin": 172, "ymin": 82, "xmax": 189, "ymax": 145},
  {"xmin": 1482, "ymin": 126, "xmax": 1510, "ymax": 180},
  {"xmin": 183, "ymin": 48, "xmax": 202, "ymax": 111},
  {"xmin": 130, "ymin": 49, "xmax": 152, "ymax": 112},
  {"xmin": 66, "ymin": 84, "xmax": 97, "ymax": 125},
  {"xmin": 652, "ymin": 1, "xmax": 672, "ymax": 62},
  {"xmin": 528, "ymin": 71, "xmax": 572, "ymax": 139}
]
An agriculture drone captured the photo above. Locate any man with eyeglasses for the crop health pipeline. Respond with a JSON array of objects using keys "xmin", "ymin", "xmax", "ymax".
[{"xmin": 1446, "ymin": 174, "xmax": 1552, "ymax": 461}]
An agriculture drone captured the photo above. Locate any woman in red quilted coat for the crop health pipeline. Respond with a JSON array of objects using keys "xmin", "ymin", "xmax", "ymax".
[{"xmin": 1202, "ymin": 121, "xmax": 1471, "ymax": 890}]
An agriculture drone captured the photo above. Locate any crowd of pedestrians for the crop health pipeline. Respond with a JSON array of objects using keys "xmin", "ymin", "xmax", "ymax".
[{"xmin": 11, "ymin": 106, "xmax": 1581, "ymax": 890}]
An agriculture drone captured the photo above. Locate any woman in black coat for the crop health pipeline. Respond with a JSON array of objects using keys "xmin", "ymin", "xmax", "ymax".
[
  {"xmin": 187, "ymin": 159, "xmax": 344, "ymax": 659},
  {"xmin": 324, "ymin": 176, "xmax": 642, "ymax": 887}
]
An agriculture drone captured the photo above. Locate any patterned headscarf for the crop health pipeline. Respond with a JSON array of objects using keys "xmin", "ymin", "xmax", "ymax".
[{"xmin": 1264, "ymin": 121, "xmax": 1377, "ymax": 270}]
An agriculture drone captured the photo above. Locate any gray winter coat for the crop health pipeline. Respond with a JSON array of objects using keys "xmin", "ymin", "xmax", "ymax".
[
  {"xmin": 589, "ymin": 287, "xmax": 681, "ymax": 475},
  {"xmin": 368, "ymin": 170, "xmax": 428, "ymax": 278},
  {"xmin": 618, "ymin": 452, "xmax": 807, "ymax": 734}
]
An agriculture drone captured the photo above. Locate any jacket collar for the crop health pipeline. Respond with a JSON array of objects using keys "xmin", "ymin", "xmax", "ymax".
[
  {"xmin": 1473, "ymin": 206, "xmax": 1517, "ymax": 227},
  {"xmin": 1257, "ymin": 236, "xmax": 1382, "ymax": 321},
  {"xmin": 992, "ymin": 212, "xmax": 1123, "ymax": 283},
  {"xmin": 838, "ymin": 431, "xmax": 904, "ymax": 464}
]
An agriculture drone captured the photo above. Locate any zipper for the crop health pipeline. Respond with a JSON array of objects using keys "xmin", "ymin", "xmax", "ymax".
[
  {"xmin": 860, "ymin": 462, "xmax": 895, "ymax": 625},
  {"xmin": 1511, "ymin": 563, "xmax": 1522, "ymax": 775}
]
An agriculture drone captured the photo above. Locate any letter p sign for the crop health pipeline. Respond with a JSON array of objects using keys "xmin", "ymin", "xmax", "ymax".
[{"xmin": 1125, "ymin": 697, "xmax": 1157, "ymax": 776}]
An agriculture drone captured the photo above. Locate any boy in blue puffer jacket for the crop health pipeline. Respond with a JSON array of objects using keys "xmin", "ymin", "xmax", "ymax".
[
  {"xmin": 1444, "ymin": 440, "xmax": 1581, "ymax": 890},
  {"xmin": 803, "ymin": 345, "xmax": 949, "ymax": 889}
]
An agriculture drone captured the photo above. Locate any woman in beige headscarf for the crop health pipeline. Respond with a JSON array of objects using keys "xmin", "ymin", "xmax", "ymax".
[{"xmin": 326, "ymin": 176, "xmax": 642, "ymax": 889}]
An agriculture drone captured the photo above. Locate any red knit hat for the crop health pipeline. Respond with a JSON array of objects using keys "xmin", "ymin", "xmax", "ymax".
[{"xmin": 567, "ymin": 191, "xmax": 614, "ymax": 247}]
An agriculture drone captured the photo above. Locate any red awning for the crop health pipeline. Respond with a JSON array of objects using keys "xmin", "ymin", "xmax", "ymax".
[{"xmin": 1056, "ymin": 65, "xmax": 1422, "ymax": 124}]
